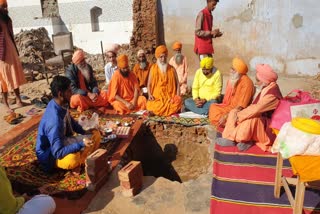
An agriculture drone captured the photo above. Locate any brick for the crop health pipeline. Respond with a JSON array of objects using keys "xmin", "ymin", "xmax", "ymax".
[
  {"xmin": 85, "ymin": 149, "xmax": 108, "ymax": 175},
  {"xmin": 86, "ymin": 167, "xmax": 109, "ymax": 184},
  {"xmin": 121, "ymin": 186, "xmax": 141, "ymax": 197},
  {"xmin": 120, "ymin": 177, "xmax": 142, "ymax": 190},
  {"xmin": 86, "ymin": 170, "xmax": 109, "ymax": 192},
  {"xmin": 118, "ymin": 161, "xmax": 143, "ymax": 182}
]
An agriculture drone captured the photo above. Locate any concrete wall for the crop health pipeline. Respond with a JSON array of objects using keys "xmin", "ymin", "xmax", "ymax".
[
  {"xmin": 8, "ymin": 0, "xmax": 133, "ymax": 54},
  {"xmin": 161, "ymin": 0, "xmax": 320, "ymax": 76}
]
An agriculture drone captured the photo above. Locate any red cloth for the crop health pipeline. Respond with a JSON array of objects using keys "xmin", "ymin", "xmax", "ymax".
[{"xmin": 194, "ymin": 8, "xmax": 214, "ymax": 55}]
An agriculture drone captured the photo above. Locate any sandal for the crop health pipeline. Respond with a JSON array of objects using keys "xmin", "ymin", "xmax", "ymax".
[
  {"xmin": 26, "ymin": 107, "xmax": 41, "ymax": 116},
  {"xmin": 3, "ymin": 112, "xmax": 24, "ymax": 125},
  {"xmin": 31, "ymin": 98, "xmax": 47, "ymax": 109}
]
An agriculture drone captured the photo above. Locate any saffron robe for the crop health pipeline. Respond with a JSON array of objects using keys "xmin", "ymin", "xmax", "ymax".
[
  {"xmin": 108, "ymin": 70, "xmax": 146, "ymax": 115},
  {"xmin": 146, "ymin": 64, "xmax": 182, "ymax": 116},
  {"xmin": 132, "ymin": 62, "xmax": 152, "ymax": 88},
  {"xmin": 169, "ymin": 55, "xmax": 188, "ymax": 95},
  {"xmin": 222, "ymin": 82, "xmax": 282, "ymax": 151},
  {"xmin": 209, "ymin": 75, "xmax": 254, "ymax": 126}
]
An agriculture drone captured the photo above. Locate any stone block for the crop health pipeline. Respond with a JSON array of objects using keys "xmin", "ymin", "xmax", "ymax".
[{"xmin": 121, "ymin": 186, "xmax": 141, "ymax": 197}]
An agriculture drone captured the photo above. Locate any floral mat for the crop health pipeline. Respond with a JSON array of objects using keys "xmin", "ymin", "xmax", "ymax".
[{"xmin": 0, "ymin": 113, "xmax": 125, "ymax": 200}]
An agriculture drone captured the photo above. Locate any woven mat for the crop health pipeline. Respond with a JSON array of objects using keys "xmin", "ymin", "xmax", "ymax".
[
  {"xmin": 0, "ymin": 113, "xmax": 125, "ymax": 199},
  {"xmin": 146, "ymin": 115, "xmax": 209, "ymax": 126}
]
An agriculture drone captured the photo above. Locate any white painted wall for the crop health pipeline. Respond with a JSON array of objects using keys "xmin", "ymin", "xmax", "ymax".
[
  {"xmin": 8, "ymin": 0, "xmax": 133, "ymax": 54},
  {"xmin": 161, "ymin": 0, "xmax": 320, "ymax": 76}
]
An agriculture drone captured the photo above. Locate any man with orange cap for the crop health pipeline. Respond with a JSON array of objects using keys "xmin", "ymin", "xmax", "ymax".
[
  {"xmin": 184, "ymin": 57, "xmax": 222, "ymax": 115},
  {"xmin": 169, "ymin": 41, "xmax": 188, "ymax": 95},
  {"xmin": 209, "ymin": 57, "xmax": 254, "ymax": 126},
  {"xmin": 0, "ymin": 0, "xmax": 27, "ymax": 113},
  {"xmin": 108, "ymin": 54, "xmax": 147, "ymax": 114},
  {"xmin": 132, "ymin": 49, "xmax": 152, "ymax": 96},
  {"xmin": 66, "ymin": 49, "xmax": 108, "ymax": 112},
  {"xmin": 146, "ymin": 45, "xmax": 182, "ymax": 116},
  {"xmin": 216, "ymin": 64, "xmax": 282, "ymax": 152}
]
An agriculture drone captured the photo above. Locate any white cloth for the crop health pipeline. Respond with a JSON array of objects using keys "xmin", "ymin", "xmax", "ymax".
[
  {"xmin": 17, "ymin": 195, "xmax": 56, "ymax": 214},
  {"xmin": 179, "ymin": 111, "xmax": 208, "ymax": 118},
  {"xmin": 104, "ymin": 62, "xmax": 117, "ymax": 85},
  {"xmin": 271, "ymin": 122, "xmax": 320, "ymax": 159}
]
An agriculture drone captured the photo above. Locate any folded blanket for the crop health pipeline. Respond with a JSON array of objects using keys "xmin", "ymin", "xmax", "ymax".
[{"xmin": 271, "ymin": 122, "xmax": 320, "ymax": 159}]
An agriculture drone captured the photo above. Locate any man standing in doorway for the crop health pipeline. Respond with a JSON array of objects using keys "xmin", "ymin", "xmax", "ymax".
[{"xmin": 194, "ymin": 0, "xmax": 223, "ymax": 60}]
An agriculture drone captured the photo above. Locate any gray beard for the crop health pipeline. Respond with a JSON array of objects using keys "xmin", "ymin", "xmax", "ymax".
[
  {"xmin": 174, "ymin": 53, "xmax": 183, "ymax": 65},
  {"xmin": 77, "ymin": 64, "xmax": 91, "ymax": 82},
  {"xmin": 157, "ymin": 60, "xmax": 167, "ymax": 73},
  {"xmin": 229, "ymin": 72, "xmax": 241, "ymax": 87},
  {"xmin": 139, "ymin": 61, "xmax": 147, "ymax": 70}
]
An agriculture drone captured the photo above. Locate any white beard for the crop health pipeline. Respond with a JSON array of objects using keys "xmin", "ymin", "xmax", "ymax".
[
  {"xmin": 157, "ymin": 59, "xmax": 167, "ymax": 73},
  {"xmin": 77, "ymin": 63, "xmax": 91, "ymax": 82},
  {"xmin": 229, "ymin": 72, "xmax": 241, "ymax": 87}
]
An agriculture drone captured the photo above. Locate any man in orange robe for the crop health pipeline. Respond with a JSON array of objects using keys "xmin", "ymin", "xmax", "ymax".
[
  {"xmin": 108, "ymin": 54, "xmax": 146, "ymax": 115},
  {"xmin": 217, "ymin": 64, "xmax": 282, "ymax": 152},
  {"xmin": 67, "ymin": 49, "xmax": 108, "ymax": 112},
  {"xmin": 132, "ymin": 49, "xmax": 152, "ymax": 95},
  {"xmin": 209, "ymin": 57, "xmax": 254, "ymax": 126},
  {"xmin": 146, "ymin": 45, "xmax": 182, "ymax": 116}
]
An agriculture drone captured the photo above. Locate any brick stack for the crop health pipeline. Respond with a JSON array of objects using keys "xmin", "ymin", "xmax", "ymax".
[
  {"xmin": 118, "ymin": 161, "xmax": 143, "ymax": 197},
  {"xmin": 85, "ymin": 149, "xmax": 110, "ymax": 191}
]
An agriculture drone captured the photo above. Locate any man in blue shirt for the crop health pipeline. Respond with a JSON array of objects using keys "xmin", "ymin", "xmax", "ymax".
[{"xmin": 36, "ymin": 76, "xmax": 101, "ymax": 173}]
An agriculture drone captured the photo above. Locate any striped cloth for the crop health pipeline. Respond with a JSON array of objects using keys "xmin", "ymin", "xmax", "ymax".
[{"xmin": 211, "ymin": 144, "xmax": 320, "ymax": 214}]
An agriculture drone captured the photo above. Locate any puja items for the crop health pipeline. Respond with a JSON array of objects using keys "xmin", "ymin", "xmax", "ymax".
[
  {"xmin": 118, "ymin": 161, "xmax": 143, "ymax": 197},
  {"xmin": 115, "ymin": 126, "xmax": 131, "ymax": 138},
  {"xmin": 78, "ymin": 112, "xmax": 99, "ymax": 130}
]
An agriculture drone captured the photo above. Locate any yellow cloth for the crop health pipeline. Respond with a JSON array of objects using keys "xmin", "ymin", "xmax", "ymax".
[
  {"xmin": 117, "ymin": 54, "xmax": 129, "ymax": 69},
  {"xmin": 172, "ymin": 42, "xmax": 182, "ymax": 50},
  {"xmin": 72, "ymin": 49, "xmax": 85, "ymax": 65},
  {"xmin": 192, "ymin": 68, "xmax": 222, "ymax": 101},
  {"xmin": 155, "ymin": 45, "xmax": 168, "ymax": 58},
  {"xmin": 146, "ymin": 64, "xmax": 182, "ymax": 116},
  {"xmin": 232, "ymin": 57, "xmax": 248, "ymax": 74},
  {"xmin": 56, "ymin": 130, "xmax": 101, "ymax": 170},
  {"xmin": 291, "ymin": 117, "xmax": 320, "ymax": 135},
  {"xmin": 200, "ymin": 57, "xmax": 214, "ymax": 69},
  {"xmin": 289, "ymin": 155, "xmax": 320, "ymax": 182},
  {"xmin": 0, "ymin": 166, "xmax": 25, "ymax": 214}
]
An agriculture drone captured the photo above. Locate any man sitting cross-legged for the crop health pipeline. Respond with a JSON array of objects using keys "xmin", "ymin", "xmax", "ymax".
[
  {"xmin": 216, "ymin": 64, "xmax": 282, "ymax": 152},
  {"xmin": 146, "ymin": 45, "xmax": 182, "ymax": 116},
  {"xmin": 184, "ymin": 56, "xmax": 222, "ymax": 115},
  {"xmin": 36, "ymin": 76, "xmax": 101, "ymax": 173},
  {"xmin": 108, "ymin": 54, "xmax": 147, "ymax": 115},
  {"xmin": 67, "ymin": 49, "xmax": 109, "ymax": 112},
  {"xmin": 209, "ymin": 57, "xmax": 254, "ymax": 126}
]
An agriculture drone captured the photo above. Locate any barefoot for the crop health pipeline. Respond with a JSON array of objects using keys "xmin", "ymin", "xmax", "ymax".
[
  {"xmin": 3, "ymin": 104, "xmax": 13, "ymax": 113},
  {"xmin": 16, "ymin": 100, "xmax": 29, "ymax": 108}
]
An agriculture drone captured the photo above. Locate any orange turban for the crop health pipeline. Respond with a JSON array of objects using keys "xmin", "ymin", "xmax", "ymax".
[
  {"xmin": 172, "ymin": 42, "xmax": 182, "ymax": 50},
  {"xmin": 0, "ymin": 0, "xmax": 7, "ymax": 5},
  {"xmin": 232, "ymin": 57, "xmax": 248, "ymax": 74},
  {"xmin": 256, "ymin": 64, "xmax": 278, "ymax": 84},
  {"xmin": 155, "ymin": 45, "xmax": 168, "ymax": 58},
  {"xmin": 117, "ymin": 54, "xmax": 129, "ymax": 69},
  {"xmin": 72, "ymin": 49, "xmax": 85, "ymax": 65}
]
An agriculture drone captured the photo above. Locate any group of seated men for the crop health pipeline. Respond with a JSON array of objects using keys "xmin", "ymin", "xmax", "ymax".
[{"xmin": 34, "ymin": 42, "xmax": 283, "ymax": 176}]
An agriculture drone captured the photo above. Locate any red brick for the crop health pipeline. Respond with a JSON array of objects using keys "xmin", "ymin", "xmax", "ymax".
[
  {"xmin": 120, "ymin": 178, "xmax": 142, "ymax": 190},
  {"xmin": 118, "ymin": 161, "xmax": 143, "ymax": 182},
  {"xmin": 121, "ymin": 186, "xmax": 141, "ymax": 197},
  {"xmin": 86, "ymin": 167, "xmax": 109, "ymax": 184},
  {"xmin": 85, "ymin": 149, "xmax": 108, "ymax": 175},
  {"xmin": 86, "ymin": 170, "xmax": 109, "ymax": 192}
]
